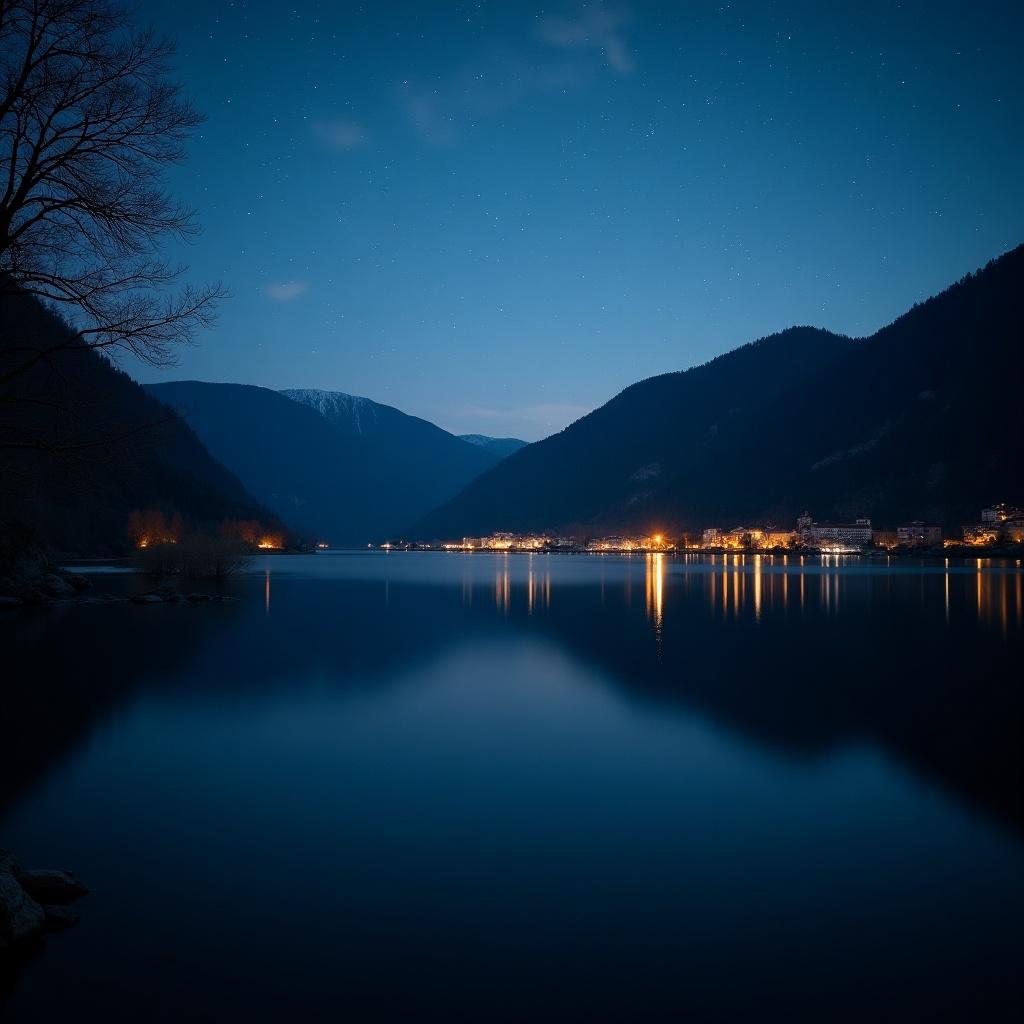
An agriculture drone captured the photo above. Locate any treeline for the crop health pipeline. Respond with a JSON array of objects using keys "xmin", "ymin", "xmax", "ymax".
[{"xmin": 127, "ymin": 508, "xmax": 291, "ymax": 578}]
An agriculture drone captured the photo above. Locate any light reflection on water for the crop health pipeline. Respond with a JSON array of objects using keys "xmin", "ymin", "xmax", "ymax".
[
  {"xmin": 6, "ymin": 550, "xmax": 1020, "ymax": 1022},
  {"xmin": 316, "ymin": 551, "xmax": 1024, "ymax": 640},
  {"xmin": 244, "ymin": 551, "xmax": 1024, "ymax": 662}
]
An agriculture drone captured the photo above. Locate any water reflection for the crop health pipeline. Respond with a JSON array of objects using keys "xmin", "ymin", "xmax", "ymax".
[
  {"xmin": 424, "ymin": 551, "xmax": 1024, "ymax": 636},
  {"xmin": 2, "ymin": 552, "xmax": 1022, "ymax": 1021},
  {"xmin": 644, "ymin": 552, "xmax": 664, "ymax": 630},
  {"xmin": 495, "ymin": 554, "xmax": 510, "ymax": 613},
  {"xmin": 525, "ymin": 555, "xmax": 552, "ymax": 616},
  {"xmin": 518, "ymin": 553, "xmax": 1024, "ymax": 636},
  {"xmin": 6, "ymin": 552, "xmax": 1018, "ymax": 830}
]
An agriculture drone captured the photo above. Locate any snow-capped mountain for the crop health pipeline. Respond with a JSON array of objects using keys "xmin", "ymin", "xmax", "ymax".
[
  {"xmin": 146, "ymin": 382, "xmax": 510, "ymax": 544},
  {"xmin": 279, "ymin": 389, "xmax": 380, "ymax": 435}
]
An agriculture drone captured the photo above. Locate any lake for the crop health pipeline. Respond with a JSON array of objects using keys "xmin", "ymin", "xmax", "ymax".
[{"xmin": 2, "ymin": 552, "xmax": 1022, "ymax": 1021}]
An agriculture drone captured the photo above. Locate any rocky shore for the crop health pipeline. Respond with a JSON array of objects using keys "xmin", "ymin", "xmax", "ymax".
[
  {"xmin": 0, "ymin": 849, "xmax": 88, "ymax": 955},
  {"xmin": 0, "ymin": 543, "xmax": 235, "ymax": 608},
  {"xmin": 0, "ymin": 541, "xmax": 91, "ymax": 608}
]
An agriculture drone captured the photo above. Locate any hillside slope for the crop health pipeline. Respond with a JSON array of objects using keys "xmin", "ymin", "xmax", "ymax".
[
  {"xmin": 147, "ymin": 383, "xmax": 501, "ymax": 543},
  {"xmin": 416, "ymin": 245, "xmax": 1024, "ymax": 537},
  {"xmin": 0, "ymin": 295, "xmax": 268, "ymax": 554},
  {"xmin": 458, "ymin": 434, "xmax": 529, "ymax": 459}
]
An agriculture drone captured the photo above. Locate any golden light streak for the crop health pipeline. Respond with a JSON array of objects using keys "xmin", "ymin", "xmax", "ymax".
[{"xmin": 645, "ymin": 553, "xmax": 664, "ymax": 630}]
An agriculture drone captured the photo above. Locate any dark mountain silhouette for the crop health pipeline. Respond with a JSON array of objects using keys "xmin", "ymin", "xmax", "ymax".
[
  {"xmin": 458, "ymin": 434, "xmax": 529, "ymax": 459},
  {"xmin": 415, "ymin": 245, "xmax": 1024, "ymax": 538},
  {"xmin": 0, "ymin": 294, "xmax": 269, "ymax": 554},
  {"xmin": 146, "ymin": 383, "xmax": 505, "ymax": 543}
]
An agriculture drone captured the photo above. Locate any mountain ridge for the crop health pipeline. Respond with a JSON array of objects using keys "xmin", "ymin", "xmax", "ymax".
[
  {"xmin": 148, "ymin": 381, "xmax": 509, "ymax": 543},
  {"xmin": 280, "ymin": 389, "xmax": 380, "ymax": 434},
  {"xmin": 414, "ymin": 245, "xmax": 1024, "ymax": 537},
  {"xmin": 458, "ymin": 434, "xmax": 529, "ymax": 458}
]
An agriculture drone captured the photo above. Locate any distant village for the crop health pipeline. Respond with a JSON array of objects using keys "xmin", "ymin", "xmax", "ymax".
[{"xmin": 392, "ymin": 503, "xmax": 1024, "ymax": 555}]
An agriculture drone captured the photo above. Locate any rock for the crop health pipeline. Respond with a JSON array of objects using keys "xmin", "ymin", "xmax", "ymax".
[
  {"xmin": 61, "ymin": 571, "xmax": 91, "ymax": 591},
  {"xmin": 43, "ymin": 905, "xmax": 80, "ymax": 931},
  {"xmin": 39, "ymin": 573, "xmax": 75, "ymax": 598},
  {"xmin": 0, "ymin": 850, "xmax": 20, "ymax": 876},
  {"xmin": 19, "ymin": 586, "xmax": 50, "ymax": 607},
  {"xmin": 16, "ymin": 869, "xmax": 89, "ymax": 905},
  {"xmin": 0, "ymin": 872, "xmax": 46, "ymax": 950},
  {"xmin": 131, "ymin": 592, "xmax": 164, "ymax": 604},
  {"xmin": 0, "ymin": 595, "xmax": 20, "ymax": 609},
  {"xmin": 12, "ymin": 549, "xmax": 48, "ymax": 581}
]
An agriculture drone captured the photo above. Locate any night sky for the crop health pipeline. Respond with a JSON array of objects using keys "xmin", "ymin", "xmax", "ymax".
[{"xmin": 135, "ymin": 0, "xmax": 1024, "ymax": 440}]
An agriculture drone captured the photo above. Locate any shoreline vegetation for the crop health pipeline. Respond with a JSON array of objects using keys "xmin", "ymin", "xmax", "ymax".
[{"xmin": 0, "ymin": 527, "xmax": 246, "ymax": 609}]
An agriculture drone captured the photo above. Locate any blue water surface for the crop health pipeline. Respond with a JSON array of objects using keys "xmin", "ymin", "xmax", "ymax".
[{"xmin": 2, "ymin": 552, "xmax": 1022, "ymax": 1021}]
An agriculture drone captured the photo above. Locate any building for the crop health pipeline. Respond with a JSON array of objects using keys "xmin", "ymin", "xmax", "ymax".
[
  {"xmin": 761, "ymin": 530, "xmax": 797, "ymax": 549},
  {"xmin": 588, "ymin": 537, "xmax": 626, "ymax": 551},
  {"xmin": 963, "ymin": 504, "xmax": 1024, "ymax": 545},
  {"xmin": 872, "ymin": 530, "xmax": 898, "ymax": 549},
  {"xmin": 896, "ymin": 522, "xmax": 942, "ymax": 547},
  {"xmin": 586, "ymin": 535, "xmax": 668, "ymax": 552},
  {"xmin": 807, "ymin": 518, "xmax": 873, "ymax": 548},
  {"xmin": 721, "ymin": 528, "xmax": 758, "ymax": 549},
  {"xmin": 962, "ymin": 524, "xmax": 999, "ymax": 546},
  {"xmin": 980, "ymin": 503, "xmax": 1022, "ymax": 524},
  {"xmin": 797, "ymin": 512, "xmax": 872, "ymax": 548},
  {"xmin": 700, "ymin": 526, "xmax": 792, "ymax": 549}
]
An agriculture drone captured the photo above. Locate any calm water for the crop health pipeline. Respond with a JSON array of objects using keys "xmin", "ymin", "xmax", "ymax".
[{"xmin": 2, "ymin": 552, "xmax": 1022, "ymax": 1022}]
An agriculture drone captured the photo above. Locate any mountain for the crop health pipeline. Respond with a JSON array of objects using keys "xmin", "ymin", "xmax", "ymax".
[
  {"xmin": 458, "ymin": 434, "xmax": 529, "ymax": 459},
  {"xmin": 0, "ymin": 294, "xmax": 269, "ymax": 554},
  {"xmin": 146, "ymin": 383, "xmax": 503, "ymax": 543},
  {"xmin": 280, "ymin": 388, "xmax": 403, "ymax": 436},
  {"xmin": 415, "ymin": 245, "xmax": 1024, "ymax": 538}
]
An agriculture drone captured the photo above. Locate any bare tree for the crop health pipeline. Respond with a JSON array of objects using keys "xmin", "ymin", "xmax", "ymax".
[{"xmin": 0, "ymin": 0, "xmax": 225, "ymax": 391}]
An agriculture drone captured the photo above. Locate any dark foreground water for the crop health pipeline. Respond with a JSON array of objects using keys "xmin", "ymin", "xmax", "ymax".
[{"xmin": 2, "ymin": 552, "xmax": 1022, "ymax": 1022}]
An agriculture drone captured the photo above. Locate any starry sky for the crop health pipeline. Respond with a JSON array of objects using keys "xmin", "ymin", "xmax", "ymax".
[{"xmin": 134, "ymin": 0, "xmax": 1024, "ymax": 441}]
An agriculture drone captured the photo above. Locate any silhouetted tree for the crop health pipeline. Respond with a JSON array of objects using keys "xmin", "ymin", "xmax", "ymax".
[{"xmin": 0, "ymin": 0, "xmax": 225, "ymax": 403}]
